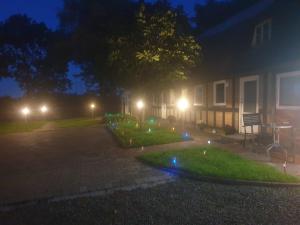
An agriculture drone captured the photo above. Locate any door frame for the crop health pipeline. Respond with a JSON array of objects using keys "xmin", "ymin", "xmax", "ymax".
[{"xmin": 239, "ymin": 75, "xmax": 260, "ymax": 133}]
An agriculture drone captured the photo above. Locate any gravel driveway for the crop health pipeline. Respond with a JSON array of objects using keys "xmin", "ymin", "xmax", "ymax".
[
  {"xmin": 2, "ymin": 178, "xmax": 300, "ymax": 225},
  {"xmin": 0, "ymin": 125, "xmax": 174, "ymax": 205}
]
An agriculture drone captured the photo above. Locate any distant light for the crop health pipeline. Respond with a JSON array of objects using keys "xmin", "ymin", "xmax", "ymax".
[
  {"xmin": 172, "ymin": 127, "xmax": 175, "ymax": 132},
  {"xmin": 21, "ymin": 107, "xmax": 30, "ymax": 116},
  {"xmin": 176, "ymin": 97, "xmax": 189, "ymax": 112},
  {"xmin": 90, "ymin": 103, "xmax": 96, "ymax": 109},
  {"xmin": 208, "ymin": 140, "xmax": 211, "ymax": 145},
  {"xmin": 148, "ymin": 128, "xmax": 152, "ymax": 133},
  {"xmin": 203, "ymin": 150, "xmax": 207, "ymax": 155},
  {"xmin": 40, "ymin": 105, "xmax": 48, "ymax": 113},
  {"xmin": 136, "ymin": 100, "xmax": 145, "ymax": 110}
]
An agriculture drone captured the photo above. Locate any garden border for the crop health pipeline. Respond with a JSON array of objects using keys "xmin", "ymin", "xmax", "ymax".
[{"xmin": 138, "ymin": 158, "xmax": 300, "ymax": 188}]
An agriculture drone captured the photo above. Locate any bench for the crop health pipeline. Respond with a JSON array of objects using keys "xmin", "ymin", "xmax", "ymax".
[{"xmin": 242, "ymin": 113, "xmax": 263, "ymax": 147}]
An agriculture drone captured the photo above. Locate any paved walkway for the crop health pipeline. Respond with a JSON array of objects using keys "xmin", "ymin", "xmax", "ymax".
[{"xmin": 0, "ymin": 125, "xmax": 176, "ymax": 206}]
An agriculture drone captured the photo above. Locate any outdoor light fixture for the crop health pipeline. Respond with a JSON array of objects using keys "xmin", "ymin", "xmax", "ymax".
[
  {"xmin": 21, "ymin": 107, "xmax": 31, "ymax": 122},
  {"xmin": 208, "ymin": 140, "xmax": 211, "ymax": 145},
  {"xmin": 176, "ymin": 97, "xmax": 189, "ymax": 112},
  {"xmin": 136, "ymin": 100, "xmax": 145, "ymax": 128},
  {"xmin": 90, "ymin": 103, "xmax": 95, "ymax": 109},
  {"xmin": 136, "ymin": 100, "xmax": 145, "ymax": 110},
  {"xmin": 90, "ymin": 103, "xmax": 96, "ymax": 119},
  {"xmin": 40, "ymin": 105, "xmax": 48, "ymax": 114},
  {"xmin": 172, "ymin": 157, "xmax": 177, "ymax": 166}
]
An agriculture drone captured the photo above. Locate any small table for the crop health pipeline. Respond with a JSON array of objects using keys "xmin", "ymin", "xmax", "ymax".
[{"xmin": 265, "ymin": 123, "xmax": 293, "ymax": 159}]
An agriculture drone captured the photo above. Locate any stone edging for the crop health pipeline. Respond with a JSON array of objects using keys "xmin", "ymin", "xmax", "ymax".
[{"xmin": 139, "ymin": 159, "xmax": 300, "ymax": 188}]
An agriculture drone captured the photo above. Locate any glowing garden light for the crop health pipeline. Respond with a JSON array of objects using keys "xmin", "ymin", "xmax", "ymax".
[
  {"xmin": 90, "ymin": 103, "xmax": 96, "ymax": 119},
  {"xmin": 176, "ymin": 97, "xmax": 189, "ymax": 112},
  {"xmin": 172, "ymin": 157, "xmax": 177, "ymax": 166},
  {"xmin": 148, "ymin": 128, "xmax": 152, "ymax": 133},
  {"xmin": 208, "ymin": 140, "xmax": 211, "ymax": 145},
  {"xmin": 136, "ymin": 99, "xmax": 145, "ymax": 128},
  {"xmin": 136, "ymin": 100, "xmax": 145, "ymax": 110},
  {"xmin": 21, "ymin": 107, "xmax": 31, "ymax": 122},
  {"xmin": 40, "ymin": 105, "xmax": 48, "ymax": 114},
  {"xmin": 172, "ymin": 127, "xmax": 175, "ymax": 132}
]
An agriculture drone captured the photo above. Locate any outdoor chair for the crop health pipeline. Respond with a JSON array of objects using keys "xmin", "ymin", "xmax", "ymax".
[{"xmin": 242, "ymin": 113, "xmax": 263, "ymax": 147}]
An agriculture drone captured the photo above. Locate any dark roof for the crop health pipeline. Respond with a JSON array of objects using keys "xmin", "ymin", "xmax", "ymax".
[{"xmin": 199, "ymin": 0, "xmax": 274, "ymax": 40}]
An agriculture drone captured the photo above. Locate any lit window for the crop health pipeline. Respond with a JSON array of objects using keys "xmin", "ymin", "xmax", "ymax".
[
  {"xmin": 277, "ymin": 72, "xmax": 300, "ymax": 109},
  {"xmin": 213, "ymin": 80, "xmax": 226, "ymax": 106},
  {"xmin": 252, "ymin": 19, "xmax": 272, "ymax": 46},
  {"xmin": 194, "ymin": 85, "xmax": 204, "ymax": 106}
]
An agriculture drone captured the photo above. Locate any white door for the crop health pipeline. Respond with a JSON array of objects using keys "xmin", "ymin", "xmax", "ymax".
[{"xmin": 239, "ymin": 76, "xmax": 259, "ymax": 133}]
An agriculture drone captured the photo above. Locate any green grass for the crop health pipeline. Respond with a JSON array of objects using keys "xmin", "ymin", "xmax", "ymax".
[
  {"xmin": 0, "ymin": 121, "xmax": 46, "ymax": 135},
  {"xmin": 109, "ymin": 120, "xmax": 184, "ymax": 148},
  {"xmin": 138, "ymin": 147, "xmax": 300, "ymax": 183},
  {"xmin": 54, "ymin": 118, "xmax": 100, "ymax": 128}
]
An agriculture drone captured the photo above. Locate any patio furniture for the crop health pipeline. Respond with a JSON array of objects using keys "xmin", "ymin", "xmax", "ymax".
[
  {"xmin": 242, "ymin": 113, "xmax": 263, "ymax": 147},
  {"xmin": 265, "ymin": 123, "xmax": 293, "ymax": 161}
]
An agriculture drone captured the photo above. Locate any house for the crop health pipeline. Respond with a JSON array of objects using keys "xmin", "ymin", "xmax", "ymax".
[{"xmin": 122, "ymin": 0, "xmax": 300, "ymax": 144}]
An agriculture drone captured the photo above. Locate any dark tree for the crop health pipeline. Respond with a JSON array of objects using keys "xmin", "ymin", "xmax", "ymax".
[
  {"xmin": 58, "ymin": 0, "xmax": 198, "ymax": 94},
  {"xmin": 0, "ymin": 15, "xmax": 70, "ymax": 96},
  {"xmin": 58, "ymin": 0, "xmax": 138, "ymax": 94}
]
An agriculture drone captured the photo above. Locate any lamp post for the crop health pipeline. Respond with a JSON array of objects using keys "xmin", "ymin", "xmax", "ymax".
[
  {"xmin": 136, "ymin": 100, "xmax": 145, "ymax": 128},
  {"xmin": 21, "ymin": 107, "xmax": 31, "ymax": 123},
  {"xmin": 176, "ymin": 97, "xmax": 189, "ymax": 131},
  {"xmin": 90, "ymin": 103, "xmax": 96, "ymax": 119},
  {"xmin": 40, "ymin": 105, "xmax": 48, "ymax": 120}
]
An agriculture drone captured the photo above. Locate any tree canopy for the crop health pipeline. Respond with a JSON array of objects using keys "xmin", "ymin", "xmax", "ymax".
[
  {"xmin": 108, "ymin": 4, "xmax": 201, "ymax": 91},
  {"xmin": 59, "ymin": 0, "xmax": 201, "ymax": 94},
  {"xmin": 0, "ymin": 15, "xmax": 70, "ymax": 96}
]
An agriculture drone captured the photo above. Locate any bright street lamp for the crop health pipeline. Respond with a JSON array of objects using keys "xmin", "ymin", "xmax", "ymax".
[
  {"xmin": 136, "ymin": 100, "xmax": 145, "ymax": 128},
  {"xmin": 177, "ymin": 97, "xmax": 189, "ymax": 112},
  {"xmin": 21, "ymin": 107, "xmax": 31, "ymax": 122},
  {"xmin": 136, "ymin": 100, "xmax": 144, "ymax": 110},
  {"xmin": 177, "ymin": 97, "xmax": 189, "ymax": 131},
  {"xmin": 90, "ymin": 103, "xmax": 96, "ymax": 119},
  {"xmin": 40, "ymin": 105, "xmax": 48, "ymax": 114}
]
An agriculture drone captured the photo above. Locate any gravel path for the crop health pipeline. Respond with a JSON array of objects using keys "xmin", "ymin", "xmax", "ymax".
[{"xmin": 2, "ymin": 179, "xmax": 300, "ymax": 225}]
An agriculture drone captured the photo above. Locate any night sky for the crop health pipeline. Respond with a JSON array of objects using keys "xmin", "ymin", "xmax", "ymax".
[{"xmin": 0, "ymin": 0, "xmax": 204, "ymax": 97}]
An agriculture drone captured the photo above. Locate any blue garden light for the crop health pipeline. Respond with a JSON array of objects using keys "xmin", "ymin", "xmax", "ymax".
[
  {"xmin": 111, "ymin": 123, "xmax": 117, "ymax": 129},
  {"xmin": 172, "ymin": 157, "xmax": 177, "ymax": 166},
  {"xmin": 181, "ymin": 131, "xmax": 191, "ymax": 141}
]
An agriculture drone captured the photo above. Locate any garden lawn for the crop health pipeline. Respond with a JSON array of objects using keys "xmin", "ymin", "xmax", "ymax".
[
  {"xmin": 0, "ymin": 121, "xmax": 46, "ymax": 135},
  {"xmin": 54, "ymin": 118, "xmax": 100, "ymax": 128},
  {"xmin": 138, "ymin": 147, "xmax": 300, "ymax": 183},
  {"xmin": 110, "ymin": 121, "xmax": 184, "ymax": 148}
]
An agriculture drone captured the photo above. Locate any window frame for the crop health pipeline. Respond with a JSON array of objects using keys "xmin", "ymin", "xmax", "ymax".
[
  {"xmin": 276, "ymin": 71, "xmax": 300, "ymax": 110},
  {"xmin": 213, "ymin": 80, "xmax": 227, "ymax": 106},
  {"xmin": 252, "ymin": 18, "xmax": 272, "ymax": 46},
  {"xmin": 194, "ymin": 85, "xmax": 204, "ymax": 106}
]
